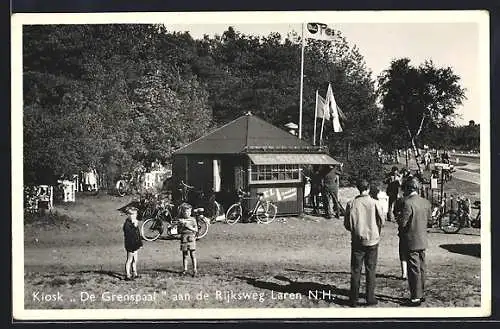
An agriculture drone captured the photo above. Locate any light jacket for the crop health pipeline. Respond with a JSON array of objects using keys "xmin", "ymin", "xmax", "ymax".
[{"xmin": 344, "ymin": 192, "xmax": 386, "ymax": 247}]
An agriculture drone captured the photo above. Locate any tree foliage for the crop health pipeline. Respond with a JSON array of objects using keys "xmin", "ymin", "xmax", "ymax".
[
  {"xmin": 23, "ymin": 25, "xmax": 212, "ymax": 184},
  {"xmin": 377, "ymin": 58, "xmax": 466, "ymax": 163},
  {"xmin": 23, "ymin": 24, "xmax": 388, "ymax": 186}
]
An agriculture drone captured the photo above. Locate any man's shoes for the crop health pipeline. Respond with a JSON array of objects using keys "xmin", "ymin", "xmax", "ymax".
[
  {"xmin": 132, "ymin": 274, "xmax": 141, "ymax": 279},
  {"xmin": 403, "ymin": 298, "xmax": 424, "ymax": 307},
  {"xmin": 180, "ymin": 271, "xmax": 187, "ymax": 276},
  {"xmin": 192, "ymin": 270, "xmax": 198, "ymax": 278},
  {"xmin": 366, "ymin": 299, "xmax": 378, "ymax": 306},
  {"xmin": 348, "ymin": 300, "xmax": 358, "ymax": 308},
  {"xmin": 124, "ymin": 276, "xmax": 134, "ymax": 281}
]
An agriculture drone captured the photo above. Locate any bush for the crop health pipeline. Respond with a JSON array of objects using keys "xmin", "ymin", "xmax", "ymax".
[{"xmin": 341, "ymin": 145, "xmax": 384, "ymax": 186}]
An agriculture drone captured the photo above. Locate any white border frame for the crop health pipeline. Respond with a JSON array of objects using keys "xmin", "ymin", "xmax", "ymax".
[{"xmin": 11, "ymin": 10, "xmax": 491, "ymax": 320}]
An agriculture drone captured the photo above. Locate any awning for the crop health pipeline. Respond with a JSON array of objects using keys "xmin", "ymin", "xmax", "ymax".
[{"xmin": 247, "ymin": 153, "xmax": 340, "ymax": 165}]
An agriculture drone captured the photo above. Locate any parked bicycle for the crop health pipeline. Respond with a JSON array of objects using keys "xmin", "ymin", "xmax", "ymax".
[
  {"xmin": 176, "ymin": 180, "xmax": 223, "ymax": 224},
  {"xmin": 225, "ymin": 188, "xmax": 278, "ymax": 225},
  {"xmin": 140, "ymin": 198, "xmax": 209, "ymax": 242},
  {"xmin": 139, "ymin": 192, "xmax": 165, "ymax": 220},
  {"xmin": 115, "ymin": 171, "xmax": 143, "ymax": 197},
  {"xmin": 428, "ymin": 196, "xmax": 479, "ymax": 234}
]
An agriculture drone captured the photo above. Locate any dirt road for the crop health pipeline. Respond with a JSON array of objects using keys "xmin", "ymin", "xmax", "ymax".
[{"xmin": 22, "ymin": 193, "xmax": 482, "ymax": 309}]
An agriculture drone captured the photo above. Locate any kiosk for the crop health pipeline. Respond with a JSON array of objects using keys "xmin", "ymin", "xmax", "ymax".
[{"xmin": 172, "ymin": 112, "xmax": 339, "ymax": 216}]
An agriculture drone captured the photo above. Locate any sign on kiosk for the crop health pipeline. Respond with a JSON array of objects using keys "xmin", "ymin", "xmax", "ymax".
[{"xmin": 256, "ymin": 187, "xmax": 298, "ymax": 202}]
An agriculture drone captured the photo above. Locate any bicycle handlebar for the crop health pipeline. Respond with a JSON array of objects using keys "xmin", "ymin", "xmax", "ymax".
[{"xmin": 180, "ymin": 180, "xmax": 195, "ymax": 189}]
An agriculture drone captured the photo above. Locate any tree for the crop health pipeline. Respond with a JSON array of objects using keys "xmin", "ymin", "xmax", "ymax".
[
  {"xmin": 23, "ymin": 24, "xmax": 213, "ymax": 185},
  {"xmin": 377, "ymin": 58, "xmax": 466, "ymax": 169}
]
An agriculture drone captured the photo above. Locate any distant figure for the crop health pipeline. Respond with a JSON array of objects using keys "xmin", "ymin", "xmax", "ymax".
[
  {"xmin": 370, "ymin": 181, "xmax": 389, "ymax": 218},
  {"xmin": 123, "ymin": 207, "xmax": 143, "ymax": 281},
  {"xmin": 83, "ymin": 165, "xmax": 98, "ymax": 191},
  {"xmin": 393, "ymin": 196, "xmax": 407, "ymax": 280},
  {"xmin": 322, "ymin": 165, "xmax": 340, "ymax": 219},
  {"xmin": 344, "ymin": 179, "xmax": 386, "ymax": 307},
  {"xmin": 310, "ymin": 165, "xmax": 323, "ymax": 215},
  {"xmin": 385, "ymin": 166, "xmax": 402, "ymax": 221},
  {"xmin": 441, "ymin": 150, "xmax": 450, "ymax": 164},
  {"xmin": 397, "ymin": 178, "xmax": 431, "ymax": 306},
  {"xmin": 423, "ymin": 152, "xmax": 431, "ymax": 171}
]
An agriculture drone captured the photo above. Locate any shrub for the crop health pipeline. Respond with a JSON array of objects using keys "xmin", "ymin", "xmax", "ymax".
[{"xmin": 340, "ymin": 145, "xmax": 384, "ymax": 186}]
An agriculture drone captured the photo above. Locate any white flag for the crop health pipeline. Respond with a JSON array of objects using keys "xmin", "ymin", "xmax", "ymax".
[
  {"xmin": 304, "ymin": 23, "xmax": 335, "ymax": 41},
  {"xmin": 316, "ymin": 93, "xmax": 329, "ymax": 120},
  {"xmin": 326, "ymin": 83, "xmax": 343, "ymax": 132}
]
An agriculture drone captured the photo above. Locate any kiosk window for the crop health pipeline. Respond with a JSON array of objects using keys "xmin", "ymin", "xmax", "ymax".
[{"xmin": 250, "ymin": 164, "xmax": 300, "ymax": 183}]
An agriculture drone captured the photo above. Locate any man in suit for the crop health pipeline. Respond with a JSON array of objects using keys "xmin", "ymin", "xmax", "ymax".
[
  {"xmin": 398, "ymin": 177, "xmax": 431, "ymax": 306},
  {"xmin": 344, "ymin": 179, "xmax": 386, "ymax": 307}
]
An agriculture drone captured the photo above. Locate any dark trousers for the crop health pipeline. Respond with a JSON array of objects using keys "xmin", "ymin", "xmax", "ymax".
[
  {"xmin": 407, "ymin": 249, "xmax": 426, "ymax": 300},
  {"xmin": 323, "ymin": 188, "xmax": 339, "ymax": 218},
  {"xmin": 310, "ymin": 191, "xmax": 320, "ymax": 213},
  {"xmin": 350, "ymin": 244, "xmax": 378, "ymax": 303},
  {"xmin": 388, "ymin": 194, "xmax": 398, "ymax": 220}
]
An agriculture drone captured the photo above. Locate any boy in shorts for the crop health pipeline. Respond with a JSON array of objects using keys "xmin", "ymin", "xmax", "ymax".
[
  {"xmin": 123, "ymin": 207, "xmax": 143, "ymax": 281},
  {"xmin": 178, "ymin": 203, "xmax": 198, "ymax": 277}
]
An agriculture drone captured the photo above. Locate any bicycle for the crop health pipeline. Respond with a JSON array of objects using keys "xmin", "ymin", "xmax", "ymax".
[
  {"xmin": 140, "ymin": 198, "xmax": 209, "ymax": 242},
  {"xmin": 225, "ymin": 189, "xmax": 278, "ymax": 225},
  {"xmin": 176, "ymin": 181, "xmax": 223, "ymax": 224},
  {"xmin": 139, "ymin": 192, "xmax": 165, "ymax": 220},
  {"xmin": 428, "ymin": 196, "xmax": 475, "ymax": 234},
  {"xmin": 115, "ymin": 172, "xmax": 142, "ymax": 197}
]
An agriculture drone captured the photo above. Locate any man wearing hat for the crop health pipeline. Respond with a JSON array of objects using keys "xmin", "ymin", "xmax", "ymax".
[
  {"xmin": 398, "ymin": 177, "xmax": 431, "ymax": 306},
  {"xmin": 123, "ymin": 207, "xmax": 143, "ymax": 281},
  {"xmin": 322, "ymin": 164, "xmax": 340, "ymax": 219}
]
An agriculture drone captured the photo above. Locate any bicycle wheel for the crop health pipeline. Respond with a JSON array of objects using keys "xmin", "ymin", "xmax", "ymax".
[
  {"xmin": 439, "ymin": 211, "xmax": 462, "ymax": 234},
  {"xmin": 209, "ymin": 200, "xmax": 222, "ymax": 223},
  {"xmin": 196, "ymin": 217, "xmax": 209, "ymax": 240},
  {"xmin": 225, "ymin": 204, "xmax": 242, "ymax": 225},
  {"xmin": 141, "ymin": 218, "xmax": 163, "ymax": 241},
  {"xmin": 116, "ymin": 180, "xmax": 127, "ymax": 197},
  {"xmin": 256, "ymin": 201, "xmax": 277, "ymax": 224}
]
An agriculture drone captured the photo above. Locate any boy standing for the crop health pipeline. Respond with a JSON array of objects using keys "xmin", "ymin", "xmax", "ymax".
[
  {"xmin": 123, "ymin": 207, "xmax": 143, "ymax": 281},
  {"xmin": 178, "ymin": 203, "xmax": 198, "ymax": 277}
]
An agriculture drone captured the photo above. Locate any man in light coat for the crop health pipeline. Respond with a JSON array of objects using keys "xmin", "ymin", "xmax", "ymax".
[{"xmin": 344, "ymin": 179, "xmax": 386, "ymax": 307}]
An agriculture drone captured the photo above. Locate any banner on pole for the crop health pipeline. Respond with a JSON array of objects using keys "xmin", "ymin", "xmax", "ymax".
[
  {"xmin": 326, "ymin": 83, "xmax": 343, "ymax": 132},
  {"xmin": 305, "ymin": 23, "xmax": 335, "ymax": 41},
  {"xmin": 316, "ymin": 93, "xmax": 329, "ymax": 120}
]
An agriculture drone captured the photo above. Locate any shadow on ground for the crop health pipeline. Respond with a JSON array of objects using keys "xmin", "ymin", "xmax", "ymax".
[
  {"xmin": 237, "ymin": 275, "xmax": 403, "ymax": 306},
  {"xmin": 440, "ymin": 243, "xmax": 480, "ymax": 258},
  {"xmin": 285, "ymin": 268, "xmax": 403, "ymax": 281},
  {"xmin": 78, "ymin": 270, "xmax": 124, "ymax": 280}
]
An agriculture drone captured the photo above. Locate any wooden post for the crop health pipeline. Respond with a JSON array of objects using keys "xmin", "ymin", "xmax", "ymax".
[{"xmin": 440, "ymin": 167, "xmax": 444, "ymax": 203}]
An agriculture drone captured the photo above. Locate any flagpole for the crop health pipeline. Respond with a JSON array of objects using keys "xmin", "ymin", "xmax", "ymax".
[
  {"xmin": 313, "ymin": 90, "xmax": 318, "ymax": 146},
  {"xmin": 320, "ymin": 110, "xmax": 326, "ymax": 147},
  {"xmin": 298, "ymin": 22, "xmax": 305, "ymax": 140}
]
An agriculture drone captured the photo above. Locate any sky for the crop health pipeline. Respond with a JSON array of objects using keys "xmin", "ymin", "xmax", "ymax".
[
  {"xmin": 12, "ymin": 11, "xmax": 488, "ymax": 126},
  {"xmin": 162, "ymin": 21, "xmax": 483, "ymax": 125}
]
